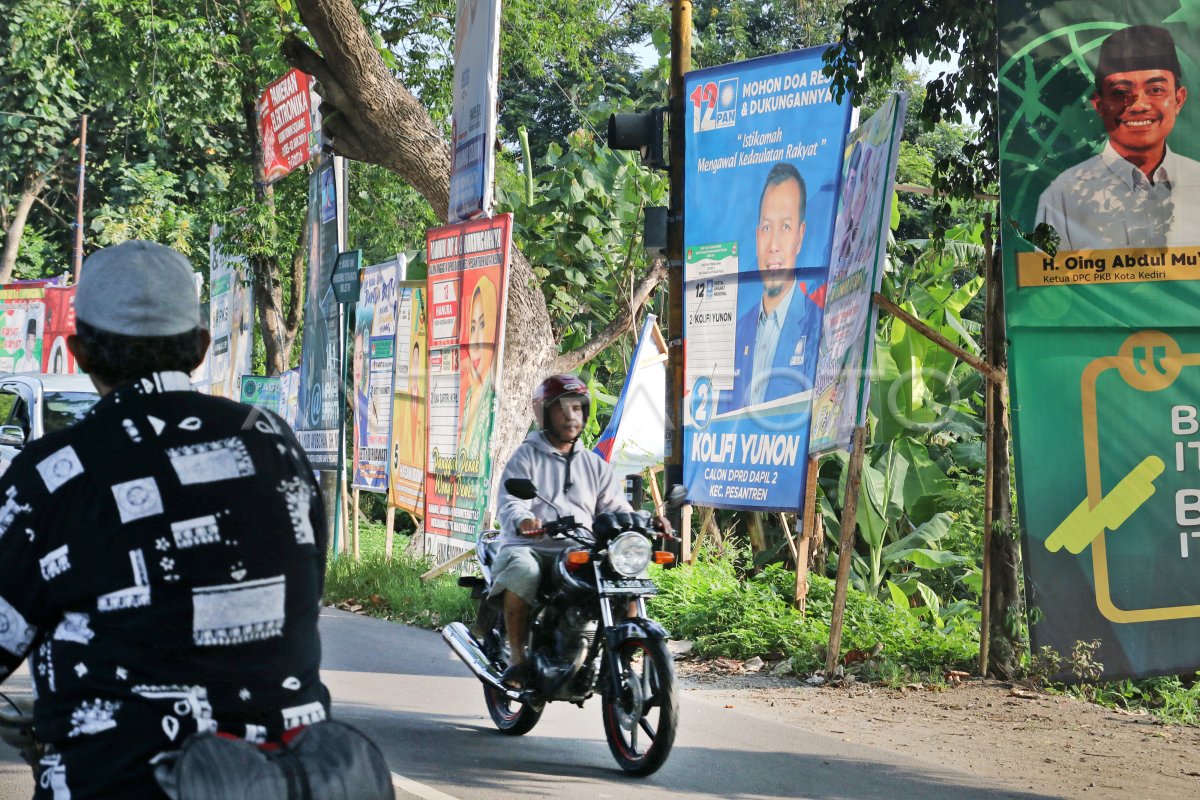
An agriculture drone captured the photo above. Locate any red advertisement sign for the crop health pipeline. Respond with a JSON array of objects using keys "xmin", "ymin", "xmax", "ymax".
[
  {"xmin": 42, "ymin": 286, "xmax": 78, "ymax": 374},
  {"xmin": 256, "ymin": 69, "xmax": 321, "ymax": 185}
]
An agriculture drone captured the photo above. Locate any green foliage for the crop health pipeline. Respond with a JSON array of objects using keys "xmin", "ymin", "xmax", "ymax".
[
  {"xmin": 90, "ymin": 160, "xmax": 197, "ymax": 253},
  {"xmin": 323, "ymin": 523, "xmax": 475, "ymax": 628},
  {"xmin": 648, "ymin": 548, "xmax": 977, "ymax": 676}
]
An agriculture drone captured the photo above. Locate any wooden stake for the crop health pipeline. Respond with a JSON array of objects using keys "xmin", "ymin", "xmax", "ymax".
[
  {"xmin": 779, "ymin": 513, "xmax": 798, "ymax": 564},
  {"xmin": 352, "ymin": 488, "xmax": 361, "ymax": 561},
  {"xmin": 681, "ymin": 505, "xmax": 693, "ymax": 564},
  {"xmin": 796, "ymin": 455, "xmax": 820, "ymax": 608},
  {"xmin": 420, "ymin": 548, "xmax": 474, "ymax": 582},
  {"xmin": 746, "ymin": 512, "xmax": 767, "ymax": 555},
  {"xmin": 826, "ymin": 425, "xmax": 867, "ymax": 676},
  {"xmin": 339, "ymin": 470, "xmax": 349, "ymax": 556},
  {"xmin": 872, "ymin": 292, "xmax": 1004, "ymax": 386},
  {"xmin": 980, "ymin": 211, "xmax": 997, "ymax": 677},
  {"xmin": 384, "ymin": 506, "xmax": 395, "ymax": 561}
]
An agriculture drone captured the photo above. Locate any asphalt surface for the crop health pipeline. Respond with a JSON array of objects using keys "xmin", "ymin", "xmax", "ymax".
[{"xmin": 0, "ymin": 608, "xmax": 1064, "ymax": 799}]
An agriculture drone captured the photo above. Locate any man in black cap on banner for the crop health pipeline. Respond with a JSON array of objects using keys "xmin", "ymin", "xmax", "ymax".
[
  {"xmin": 0, "ymin": 241, "xmax": 329, "ymax": 797},
  {"xmin": 1037, "ymin": 24, "xmax": 1200, "ymax": 251}
]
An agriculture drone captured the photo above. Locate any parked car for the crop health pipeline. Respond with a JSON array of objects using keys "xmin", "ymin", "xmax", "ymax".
[{"xmin": 0, "ymin": 373, "xmax": 100, "ymax": 476}]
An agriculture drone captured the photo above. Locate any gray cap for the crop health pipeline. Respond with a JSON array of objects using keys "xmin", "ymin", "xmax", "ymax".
[{"xmin": 76, "ymin": 240, "xmax": 202, "ymax": 336}]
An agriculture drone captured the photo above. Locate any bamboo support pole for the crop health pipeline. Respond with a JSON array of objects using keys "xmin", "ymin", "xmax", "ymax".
[
  {"xmin": 872, "ymin": 292, "xmax": 1005, "ymax": 386},
  {"xmin": 352, "ymin": 488, "xmax": 360, "ymax": 561},
  {"xmin": 384, "ymin": 506, "xmax": 395, "ymax": 561},
  {"xmin": 826, "ymin": 425, "xmax": 867, "ymax": 676},
  {"xmin": 796, "ymin": 455, "xmax": 820, "ymax": 609}
]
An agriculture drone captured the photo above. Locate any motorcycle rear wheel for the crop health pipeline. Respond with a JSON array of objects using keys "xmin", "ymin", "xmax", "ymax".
[
  {"xmin": 481, "ymin": 617, "xmax": 543, "ymax": 735},
  {"xmin": 601, "ymin": 637, "xmax": 678, "ymax": 776}
]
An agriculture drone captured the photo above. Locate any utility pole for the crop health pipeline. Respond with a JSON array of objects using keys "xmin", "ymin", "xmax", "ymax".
[
  {"xmin": 665, "ymin": 0, "xmax": 691, "ymax": 542},
  {"xmin": 73, "ymin": 114, "xmax": 88, "ymax": 283}
]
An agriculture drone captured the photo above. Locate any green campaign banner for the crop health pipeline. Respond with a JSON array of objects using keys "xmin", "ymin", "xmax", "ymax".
[{"xmin": 999, "ymin": 1, "xmax": 1200, "ymax": 679}]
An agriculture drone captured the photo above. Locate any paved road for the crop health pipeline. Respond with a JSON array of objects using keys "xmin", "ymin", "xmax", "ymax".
[{"xmin": 1, "ymin": 608, "xmax": 1062, "ymax": 799}]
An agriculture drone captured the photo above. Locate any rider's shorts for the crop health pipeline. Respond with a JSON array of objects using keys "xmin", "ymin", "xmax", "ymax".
[{"xmin": 489, "ymin": 546, "xmax": 557, "ymax": 605}]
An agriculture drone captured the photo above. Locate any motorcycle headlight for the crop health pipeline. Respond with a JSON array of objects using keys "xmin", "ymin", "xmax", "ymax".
[{"xmin": 607, "ymin": 532, "xmax": 653, "ymax": 577}]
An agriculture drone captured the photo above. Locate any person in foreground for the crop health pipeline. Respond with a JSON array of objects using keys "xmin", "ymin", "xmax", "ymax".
[
  {"xmin": 0, "ymin": 240, "xmax": 329, "ymax": 798},
  {"xmin": 492, "ymin": 375, "xmax": 633, "ymax": 690}
]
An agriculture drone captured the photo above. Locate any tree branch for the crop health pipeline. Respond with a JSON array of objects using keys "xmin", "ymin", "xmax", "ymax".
[{"xmin": 549, "ymin": 259, "xmax": 667, "ymax": 375}]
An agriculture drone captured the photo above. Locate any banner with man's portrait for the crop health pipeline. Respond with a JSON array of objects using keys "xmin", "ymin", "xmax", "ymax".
[
  {"xmin": 449, "ymin": 0, "xmax": 501, "ymax": 223},
  {"xmin": 352, "ymin": 257, "xmax": 402, "ymax": 493},
  {"xmin": 999, "ymin": 1, "xmax": 1200, "ymax": 680},
  {"xmin": 681, "ymin": 45, "xmax": 852, "ymax": 511},
  {"xmin": 423, "ymin": 215, "xmax": 510, "ymax": 560},
  {"xmin": 389, "ymin": 281, "xmax": 427, "ymax": 516}
]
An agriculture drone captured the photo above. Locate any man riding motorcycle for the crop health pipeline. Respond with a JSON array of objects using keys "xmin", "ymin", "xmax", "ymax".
[{"xmin": 492, "ymin": 375, "xmax": 657, "ymax": 690}]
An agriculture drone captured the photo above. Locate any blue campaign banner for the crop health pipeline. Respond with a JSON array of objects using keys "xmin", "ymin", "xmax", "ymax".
[{"xmin": 682, "ymin": 46, "xmax": 852, "ymax": 511}]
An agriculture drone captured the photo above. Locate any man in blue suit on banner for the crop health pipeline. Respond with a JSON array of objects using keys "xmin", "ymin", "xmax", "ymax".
[{"xmin": 721, "ymin": 161, "xmax": 823, "ymax": 414}]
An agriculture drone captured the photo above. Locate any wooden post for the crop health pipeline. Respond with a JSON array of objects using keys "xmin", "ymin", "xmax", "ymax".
[
  {"xmin": 352, "ymin": 488, "xmax": 361, "ymax": 561},
  {"xmin": 825, "ymin": 425, "xmax": 867, "ymax": 675},
  {"xmin": 796, "ymin": 455, "xmax": 820, "ymax": 609},
  {"xmin": 746, "ymin": 512, "xmax": 767, "ymax": 555},
  {"xmin": 384, "ymin": 506, "xmax": 396, "ymax": 561},
  {"xmin": 73, "ymin": 114, "xmax": 88, "ymax": 283},
  {"xmin": 872, "ymin": 292, "xmax": 1004, "ymax": 386},
  {"xmin": 980, "ymin": 218, "xmax": 995, "ymax": 676},
  {"xmin": 339, "ymin": 470, "xmax": 350, "ymax": 556},
  {"xmin": 680, "ymin": 505, "xmax": 693, "ymax": 564},
  {"xmin": 779, "ymin": 513, "xmax": 798, "ymax": 564}
]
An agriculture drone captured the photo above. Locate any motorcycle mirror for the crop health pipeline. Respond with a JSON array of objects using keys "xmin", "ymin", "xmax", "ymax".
[
  {"xmin": 505, "ymin": 478, "xmax": 538, "ymax": 501},
  {"xmin": 666, "ymin": 485, "xmax": 687, "ymax": 509}
]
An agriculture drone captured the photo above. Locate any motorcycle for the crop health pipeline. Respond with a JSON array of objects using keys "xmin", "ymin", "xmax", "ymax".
[{"xmin": 442, "ymin": 478, "xmax": 682, "ymax": 776}]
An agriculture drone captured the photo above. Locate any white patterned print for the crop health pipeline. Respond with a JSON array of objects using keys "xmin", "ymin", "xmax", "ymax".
[
  {"xmin": 68, "ymin": 698, "xmax": 121, "ymax": 737},
  {"xmin": 0, "ymin": 485, "xmax": 32, "ymax": 540},
  {"xmin": 39, "ymin": 544, "xmax": 71, "ymax": 580},
  {"xmin": 138, "ymin": 372, "xmax": 193, "ymax": 394},
  {"xmin": 36, "ymin": 446, "xmax": 85, "ymax": 493},
  {"xmin": 133, "ymin": 684, "xmax": 215, "ymax": 738},
  {"xmin": 279, "ymin": 477, "xmax": 316, "ymax": 545},
  {"xmin": 53, "ymin": 613, "xmax": 95, "ymax": 644},
  {"xmin": 170, "ymin": 515, "xmax": 222, "ymax": 548},
  {"xmin": 168, "ymin": 437, "xmax": 256, "ymax": 485},
  {"xmin": 35, "ymin": 640, "xmax": 55, "ymax": 692},
  {"xmin": 0, "ymin": 594, "xmax": 35, "ymax": 656},
  {"xmin": 192, "ymin": 575, "xmax": 285, "ymax": 646},
  {"xmin": 97, "ymin": 550, "xmax": 150, "ymax": 612},
  {"xmin": 38, "ymin": 752, "xmax": 70, "ymax": 799},
  {"xmin": 281, "ymin": 701, "xmax": 326, "ymax": 729},
  {"xmin": 111, "ymin": 478, "xmax": 164, "ymax": 524}
]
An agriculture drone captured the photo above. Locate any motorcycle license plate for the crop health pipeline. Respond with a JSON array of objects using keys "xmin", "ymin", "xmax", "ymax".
[{"xmin": 600, "ymin": 578, "xmax": 657, "ymax": 595}]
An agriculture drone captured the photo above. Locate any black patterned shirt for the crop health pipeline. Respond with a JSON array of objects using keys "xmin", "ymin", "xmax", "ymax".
[{"xmin": 0, "ymin": 372, "xmax": 328, "ymax": 798}]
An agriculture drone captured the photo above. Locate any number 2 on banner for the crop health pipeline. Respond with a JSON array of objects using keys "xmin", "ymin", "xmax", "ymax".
[{"xmin": 691, "ymin": 82, "xmax": 718, "ymax": 132}]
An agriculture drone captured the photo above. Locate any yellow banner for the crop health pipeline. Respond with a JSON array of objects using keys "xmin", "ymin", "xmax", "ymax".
[{"xmin": 1017, "ymin": 247, "xmax": 1200, "ymax": 287}]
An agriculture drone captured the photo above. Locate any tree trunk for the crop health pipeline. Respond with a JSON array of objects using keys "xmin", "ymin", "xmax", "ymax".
[
  {"xmin": 985, "ymin": 231, "xmax": 1022, "ymax": 678},
  {"xmin": 0, "ymin": 167, "xmax": 54, "ymax": 284},
  {"xmin": 287, "ymin": 0, "xmax": 663, "ymax": 473},
  {"xmin": 236, "ymin": 9, "xmax": 301, "ymax": 376}
]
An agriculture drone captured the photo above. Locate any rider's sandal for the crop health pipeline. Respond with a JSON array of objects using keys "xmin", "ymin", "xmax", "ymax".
[{"xmin": 500, "ymin": 663, "xmax": 534, "ymax": 691}]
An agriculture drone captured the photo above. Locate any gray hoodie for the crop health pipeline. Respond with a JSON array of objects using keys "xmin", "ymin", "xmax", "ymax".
[{"xmin": 496, "ymin": 430, "xmax": 631, "ymax": 552}]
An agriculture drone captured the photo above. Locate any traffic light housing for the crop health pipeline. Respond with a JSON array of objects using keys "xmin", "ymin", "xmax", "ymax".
[{"xmin": 607, "ymin": 107, "xmax": 667, "ymax": 171}]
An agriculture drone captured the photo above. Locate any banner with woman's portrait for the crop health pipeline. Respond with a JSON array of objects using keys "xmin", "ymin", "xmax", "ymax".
[{"xmin": 423, "ymin": 215, "xmax": 511, "ymax": 559}]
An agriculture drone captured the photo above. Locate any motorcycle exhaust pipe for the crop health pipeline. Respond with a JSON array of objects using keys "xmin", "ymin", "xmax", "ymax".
[{"xmin": 442, "ymin": 622, "xmax": 523, "ymax": 701}]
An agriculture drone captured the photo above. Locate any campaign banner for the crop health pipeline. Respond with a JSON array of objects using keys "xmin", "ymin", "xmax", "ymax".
[
  {"xmin": 999, "ymin": 2, "xmax": 1200, "ymax": 679},
  {"xmin": 41, "ymin": 286, "xmax": 79, "ymax": 374},
  {"xmin": 810, "ymin": 93, "xmax": 907, "ymax": 454},
  {"xmin": 297, "ymin": 155, "xmax": 345, "ymax": 470},
  {"xmin": 0, "ymin": 282, "xmax": 48, "ymax": 374},
  {"xmin": 595, "ymin": 315, "xmax": 667, "ymax": 482},
  {"xmin": 449, "ymin": 0, "xmax": 501, "ymax": 222},
  {"xmin": 352, "ymin": 257, "xmax": 403, "ymax": 493},
  {"xmin": 280, "ymin": 367, "xmax": 301, "ymax": 431},
  {"xmin": 207, "ymin": 225, "xmax": 255, "ymax": 400},
  {"xmin": 424, "ymin": 215, "xmax": 511, "ymax": 551},
  {"xmin": 240, "ymin": 376, "xmax": 282, "ymax": 414},
  {"xmin": 389, "ymin": 282, "xmax": 428, "ymax": 516},
  {"xmin": 257, "ymin": 69, "xmax": 321, "ymax": 185},
  {"xmin": 681, "ymin": 46, "xmax": 852, "ymax": 511}
]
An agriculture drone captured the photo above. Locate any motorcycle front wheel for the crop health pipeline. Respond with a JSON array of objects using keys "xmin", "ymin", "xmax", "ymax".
[
  {"xmin": 481, "ymin": 616, "xmax": 543, "ymax": 735},
  {"xmin": 601, "ymin": 636, "xmax": 678, "ymax": 776}
]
